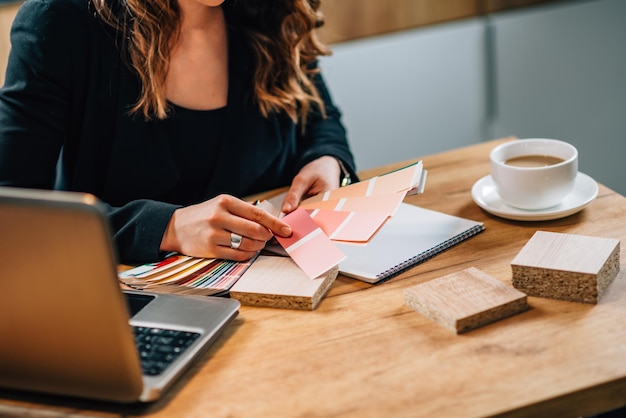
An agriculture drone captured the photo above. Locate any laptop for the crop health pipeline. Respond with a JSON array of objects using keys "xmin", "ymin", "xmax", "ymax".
[{"xmin": 0, "ymin": 186, "xmax": 240, "ymax": 403}]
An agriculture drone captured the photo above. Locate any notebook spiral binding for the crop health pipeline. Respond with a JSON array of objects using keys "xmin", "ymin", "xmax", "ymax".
[{"xmin": 376, "ymin": 224, "xmax": 486, "ymax": 283}]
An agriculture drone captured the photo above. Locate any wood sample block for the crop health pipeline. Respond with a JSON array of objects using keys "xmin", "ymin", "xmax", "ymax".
[
  {"xmin": 230, "ymin": 255, "xmax": 337, "ymax": 310},
  {"xmin": 511, "ymin": 231, "xmax": 620, "ymax": 304},
  {"xmin": 403, "ymin": 267, "xmax": 528, "ymax": 334}
]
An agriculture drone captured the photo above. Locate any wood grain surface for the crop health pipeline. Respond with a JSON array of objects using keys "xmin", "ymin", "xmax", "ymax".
[
  {"xmin": 2, "ymin": 137, "xmax": 625, "ymax": 418},
  {"xmin": 230, "ymin": 255, "xmax": 338, "ymax": 310},
  {"xmin": 318, "ymin": 0, "xmax": 563, "ymax": 44},
  {"xmin": 404, "ymin": 267, "xmax": 529, "ymax": 333}
]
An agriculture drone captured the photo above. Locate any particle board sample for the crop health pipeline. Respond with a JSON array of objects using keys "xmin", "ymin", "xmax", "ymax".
[
  {"xmin": 403, "ymin": 267, "xmax": 528, "ymax": 334},
  {"xmin": 511, "ymin": 231, "xmax": 620, "ymax": 304},
  {"xmin": 230, "ymin": 255, "xmax": 337, "ymax": 310}
]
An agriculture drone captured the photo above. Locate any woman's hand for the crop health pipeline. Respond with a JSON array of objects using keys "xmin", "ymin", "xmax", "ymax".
[
  {"xmin": 281, "ymin": 156, "xmax": 341, "ymax": 213},
  {"xmin": 160, "ymin": 194, "xmax": 292, "ymax": 261}
]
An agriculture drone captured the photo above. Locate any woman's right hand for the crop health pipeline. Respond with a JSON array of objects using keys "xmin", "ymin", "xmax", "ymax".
[{"xmin": 159, "ymin": 194, "xmax": 292, "ymax": 261}]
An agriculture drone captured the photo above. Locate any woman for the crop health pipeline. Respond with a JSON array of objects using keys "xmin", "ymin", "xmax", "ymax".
[{"xmin": 0, "ymin": 0, "xmax": 357, "ymax": 263}]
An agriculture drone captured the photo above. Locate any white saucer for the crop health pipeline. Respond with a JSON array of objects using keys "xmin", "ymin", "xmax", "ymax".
[{"xmin": 471, "ymin": 172, "xmax": 598, "ymax": 221}]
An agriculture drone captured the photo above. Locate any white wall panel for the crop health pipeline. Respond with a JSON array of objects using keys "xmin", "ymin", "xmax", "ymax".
[
  {"xmin": 321, "ymin": 19, "xmax": 487, "ymax": 170},
  {"xmin": 487, "ymin": 0, "xmax": 626, "ymax": 194}
]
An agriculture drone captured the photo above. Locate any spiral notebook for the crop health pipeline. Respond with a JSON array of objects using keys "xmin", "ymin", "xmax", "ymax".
[{"xmin": 335, "ymin": 203, "xmax": 485, "ymax": 283}]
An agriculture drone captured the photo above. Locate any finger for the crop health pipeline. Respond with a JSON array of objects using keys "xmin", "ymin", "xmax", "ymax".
[
  {"xmin": 220, "ymin": 248, "xmax": 261, "ymax": 262},
  {"xmin": 249, "ymin": 206, "xmax": 292, "ymax": 238},
  {"xmin": 224, "ymin": 232, "xmax": 267, "ymax": 253},
  {"xmin": 210, "ymin": 244, "xmax": 259, "ymax": 262},
  {"xmin": 226, "ymin": 199, "xmax": 292, "ymax": 238},
  {"xmin": 282, "ymin": 177, "xmax": 310, "ymax": 213}
]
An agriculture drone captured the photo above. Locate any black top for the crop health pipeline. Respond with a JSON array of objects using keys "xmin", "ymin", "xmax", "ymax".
[
  {"xmin": 0, "ymin": 0, "xmax": 358, "ymax": 263},
  {"xmin": 162, "ymin": 104, "xmax": 226, "ymax": 206}
]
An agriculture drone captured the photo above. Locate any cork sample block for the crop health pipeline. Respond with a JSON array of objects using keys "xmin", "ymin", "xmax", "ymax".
[
  {"xmin": 403, "ymin": 267, "xmax": 528, "ymax": 334},
  {"xmin": 230, "ymin": 255, "xmax": 337, "ymax": 310},
  {"xmin": 511, "ymin": 231, "xmax": 620, "ymax": 304}
]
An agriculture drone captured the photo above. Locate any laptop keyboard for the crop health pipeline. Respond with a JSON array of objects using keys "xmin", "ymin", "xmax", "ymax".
[{"xmin": 132, "ymin": 326, "xmax": 200, "ymax": 376}]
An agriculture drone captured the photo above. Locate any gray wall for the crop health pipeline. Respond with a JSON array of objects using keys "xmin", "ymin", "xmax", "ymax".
[
  {"xmin": 321, "ymin": 18, "xmax": 487, "ymax": 170},
  {"xmin": 321, "ymin": 0, "xmax": 626, "ymax": 195},
  {"xmin": 487, "ymin": 0, "xmax": 626, "ymax": 195}
]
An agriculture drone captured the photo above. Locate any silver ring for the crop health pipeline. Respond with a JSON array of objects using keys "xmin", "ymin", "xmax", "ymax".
[{"xmin": 230, "ymin": 233, "xmax": 243, "ymax": 250}]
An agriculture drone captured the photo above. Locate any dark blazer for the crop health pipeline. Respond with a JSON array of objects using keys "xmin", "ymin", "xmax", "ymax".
[{"xmin": 0, "ymin": 0, "xmax": 357, "ymax": 263}]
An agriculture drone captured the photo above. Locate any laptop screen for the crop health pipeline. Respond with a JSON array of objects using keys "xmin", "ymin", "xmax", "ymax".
[
  {"xmin": 0, "ymin": 186, "xmax": 240, "ymax": 403},
  {"xmin": 125, "ymin": 292, "xmax": 156, "ymax": 317}
]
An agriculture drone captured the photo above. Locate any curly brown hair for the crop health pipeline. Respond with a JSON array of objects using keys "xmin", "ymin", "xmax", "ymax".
[{"xmin": 90, "ymin": 0, "xmax": 330, "ymax": 123}]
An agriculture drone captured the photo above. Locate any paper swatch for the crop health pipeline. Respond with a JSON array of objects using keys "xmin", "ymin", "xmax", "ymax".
[
  {"xmin": 119, "ymin": 253, "xmax": 256, "ymax": 295},
  {"xmin": 273, "ymin": 208, "xmax": 346, "ymax": 279},
  {"xmin": 299, "ymin": 161, "xmax": 425, "ymax": 206},
  {"xmin": 306, "ymin": 209, "xmax": 389, "ymax": 242}
]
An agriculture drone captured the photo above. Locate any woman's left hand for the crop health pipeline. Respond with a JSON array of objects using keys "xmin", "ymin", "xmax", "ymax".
[{"xmin": 281, "ymin": 156, "xmax": 341, "ymax": 213}]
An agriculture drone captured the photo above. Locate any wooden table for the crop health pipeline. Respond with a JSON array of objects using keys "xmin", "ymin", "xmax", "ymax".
[{"xmin": 1, "ymin": 137, "xmax": 625, "ymax": 417}]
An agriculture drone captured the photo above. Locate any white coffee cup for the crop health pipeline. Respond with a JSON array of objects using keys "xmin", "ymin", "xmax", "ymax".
[{"xmin": 489, "ymin": 139, "xmax": 578, "ymax": 210}]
